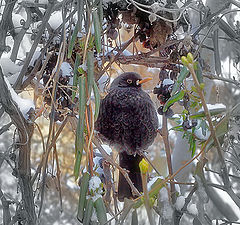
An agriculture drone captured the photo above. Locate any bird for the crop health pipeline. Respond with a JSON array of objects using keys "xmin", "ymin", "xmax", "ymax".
[{"xmin": 95, "ymin": 72, "xmax": 158, "ymax": 201}]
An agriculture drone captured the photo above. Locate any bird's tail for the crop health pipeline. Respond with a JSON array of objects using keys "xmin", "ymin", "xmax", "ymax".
[{"xmin": 118, "ymin": 152, "xmax": 143, "ymax": 201}]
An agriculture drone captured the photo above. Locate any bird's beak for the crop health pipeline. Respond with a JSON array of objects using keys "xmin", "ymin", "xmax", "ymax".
[{"xmin": 137, "ymin": 77, "xmax": 153, "ymax": 85}]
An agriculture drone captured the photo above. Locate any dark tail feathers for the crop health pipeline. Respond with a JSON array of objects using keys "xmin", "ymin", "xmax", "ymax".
[{"xmin": 118, "ymin": 152, "xmax": 143, "ymax": 201}]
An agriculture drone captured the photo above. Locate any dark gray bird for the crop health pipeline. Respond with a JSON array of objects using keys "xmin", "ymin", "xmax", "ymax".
[{"xmin": 95, "ymin": 72, "xmax": 158, "ymax": 201}]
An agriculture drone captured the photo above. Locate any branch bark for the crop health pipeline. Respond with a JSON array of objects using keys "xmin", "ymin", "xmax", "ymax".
[
  {"xmin": 0, "ymin": 0, "xmax": 17, "ymax": 57},
  {"xmin": 0, "ymin": 67, "xmax": 36, "ymax": 224}
]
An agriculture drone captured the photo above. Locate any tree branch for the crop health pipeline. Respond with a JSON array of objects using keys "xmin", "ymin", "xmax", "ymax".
[{"xmin": 0, "ymin": 67, "xmax": 36, "ymax": 224}]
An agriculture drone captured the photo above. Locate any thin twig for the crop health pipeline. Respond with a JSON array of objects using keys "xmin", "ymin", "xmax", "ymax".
[
  {"xmin": 143, "ymin": 153, "xmax": 162, "ymax": 176},
  {"xmin": 14, "ymin": 0, "xmax": 55, "ymax": 90},
  {"xmin": 0, "ymin": 122, "xmax": 13, "ymax": 135},
  {"xmin": 203, "ymin": 72, "xmax": 240, "ymax": 87},
  {"xmin": 161, "ymin": 114, "xmax": 176, "ymax": 203},
  {"xmin": 92, "ymin": 137, "xmax": 141, "ymax": 197}
]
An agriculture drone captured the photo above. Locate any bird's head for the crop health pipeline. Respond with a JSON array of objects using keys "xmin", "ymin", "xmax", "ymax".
[{"xmin": 110, "ymin": 72, "xmax": 152, "ymax": 90}]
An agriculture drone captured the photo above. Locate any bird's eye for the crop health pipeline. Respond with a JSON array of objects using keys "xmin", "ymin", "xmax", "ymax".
[{"xmin": 127, "ymin": 79, "xmax": 132, "ymax": 84}]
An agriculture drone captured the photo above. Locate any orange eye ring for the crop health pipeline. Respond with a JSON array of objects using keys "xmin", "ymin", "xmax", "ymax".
[{"xmin": 127, "ymin": 79, "xmax": 132, "ymax": 84}]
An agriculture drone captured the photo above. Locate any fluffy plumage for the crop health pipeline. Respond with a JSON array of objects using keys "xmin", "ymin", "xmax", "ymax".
[{"xmin": 95, "ymin": 72, "xmax": 158, "ymax": 201}]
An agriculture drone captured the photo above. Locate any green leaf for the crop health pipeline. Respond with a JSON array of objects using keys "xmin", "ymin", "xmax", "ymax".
[
  {"xmin": 77, "ymin": 0, "xmax": 84, "ymax": 31},
  {"xmin": 68, "ymin": 0, "xmax": 84, "ymax": 59},
  {"xmin": 190, "ymin": 106, "xmax": 226, "ymax": 119},
  {"xmin": 68, "ymin": 21, "xmax": 80, "ymax": 59},
  {"xmin": 163, "ymin": 90, "xmax": 185, "ymax": 112},
  {"xmin": 200, "ymin": 120, "xmax": 208, "ymax": 136},
  {"xmin": 93, "ymin": 10, "xmax": 102, "ymax": 53},
  {"xmin": 94, "ymin": 197, "xmax": 107, "ymax": 225},
  {"xmin": 218, "ymin": 18, "xmax": 238, "ymax": 39},
  {"xmin": 72, "ymin": 54, "xmax": 81, "ymax": 101},
  {"xmin": 93, "ymin": 81, "xmax": 100, "ymax": 121},
  {"xmin": 189, "ymin": 135, "xmax": 196, "ymax": 157},
  {"xmin": 172, "ymin": 66, "xmax": 189, "ymax": 94},
  {"xmin": 206, "ymin": 115, "xmax": 229, "ymax": 151},
  {"xmin": 195, "ymin": 62, "xmax": 203, "ymax": 83},
  {"xmin": 77, "ymin": 172, "xmax": 90, "ymax": 222},
  {"xmin": 212, "ymin": 29, "xmax": 221, "ymax": 76},
  {"xmin": 97, "ymin": 0, "xmax": 103, "ymax": 29},
  {"xmin": 74, "ymin": 76, "xmax": 86, "ymax": 180},
  {"xmin": 169, "ymin": 125, "xmax": 184, "ymax": 132},
  {"xmin": 87, "ymin": 51, "xmax": 94, "ymax": 98},
  {"xmin": 148, "ymin": 178, "xmax": 163, "ymax": 199},
  {"xmin": 83, "ymin": 199, "xmax": 94, "ymax": 225}
]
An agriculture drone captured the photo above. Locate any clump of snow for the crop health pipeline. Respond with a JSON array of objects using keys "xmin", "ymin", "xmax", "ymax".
[
  {"xmin": 163, "ymin": 78, "xmax": 174, "ymax": 86},
  {"xmin": 104, "ymin": 46, "xmax": 131, "ymax": 57},
  {"xmin": 162, "ymin": 203, "xmax": 173, "ymax": 220},
  {"xmin": 4, "ymin": 77, "xmax": 35, "ymax": 120},
  {"xmin": 29, "ymin": 50, "xmax": 41, "ymax": 67},
  {"xmin": 198, "ymin": 103, "xmax": 226, "ymax": 113},
  {"xmin": 151, "ymin": 2, "xmax": 162, "ymax": 13},
  {"xmin": 95, "ymin": 144, "xmax": 112, "ymax": 155},
  {"xmin": 93, "ymin": 155, "xmax": 104, "ymax": 176},
  {"xmin": 0, "ymin": 58, "xmax": 22, "ymax": 76},
  {"xmin": 175, "ymin": 196, "xmax": 185, "ymax": 211},
  {"xmin": 157, "ymin": 114, "xmax": 162, "ymax": 129},
  {"xmin": 61, "ymin": 62, "xmax": 73, "ymax": 77},
  {"xmin": 12, "ymin": 13, "xmax": 25, "ymax": 33},
  {"xmin": 48, "ymin": 11, "xmax": 63, "ymax": 30},
  {"xmin": 79, "ymin": 62, "xmax": 87, "ymax": 72},
  {"xmin": 194, "ymin": 126, "xmax": 210, "ymax": 140},
  {"xmin": 174, "ymin": 182, "xmax": 181, "ymax": 194},
  {"xmin": 91, "ymin": 207, "xmax": 98, "ymax": 222},
  {"xmin": 159, "ymin": 188, "xmax": 173, "ymax": 220},
  {"xmin": 149, "ymin": 13, "xmax": 157, "ymax": 23},
  {"xmin": 93, "ymin": 145, "xmax": 112, "ymax": 176},
  {"xmin": 187, "ymin": 203, "xmax": 198, "ymax": 215},
  {"xmin": 88, "ymin": 176, "xmax": 103, "ymax": 202},
  {"xmin": 98, "ymin": 74, "xmax": 109, "ymax": 93},
  {"xmin": 7, "ymin": 72, "xmax": 20, "ymax": 85},
  {"xmin": 89, "ymin": 176, "xmax": 102, "ymax": 192},
  {"xmin": 66, "ymin": 179, "xmax": 77, "ymax": 190},
  {"xmin": 147, "ymin": 176, "xmax": 163, "ymax": 191},
  {"xmin": 159, "ymin": 187, "xmax": 168, "ymax": 202}
]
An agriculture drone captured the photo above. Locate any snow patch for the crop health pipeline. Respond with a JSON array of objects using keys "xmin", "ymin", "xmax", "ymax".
[
  {"xmin": 96, "ymin": 144, "xmax": 112, "ymax": 155},
  {"xmin": 61, "ymin": 62, "xmax": 73, "ymax": 77},
  {"xmin": 159, "ymin": 187, "xmax": 168, "ymax": 201},
  {"xmin": 0, "ymin": 58, "xmax": 22, "ymax": 76},
  {"xmin": 12, "ymin": 13, "xmax": 25, "ymax": 33},
  {"xmin": 104, "ymin": 46, "xmax": 131, "ymax": 57},
  {"xmin": 89, "ymin": 176, "xmax": 102, "ymax": 192},
  {"xmin": 88, "ymin": 176, "xmax": 103, "ymax": 202},
  {"xmin": 159, "ymin": 187, "xmax": 174, "ymax": 220},
  {"xmin": 198, "ymin": 103, "xmax": 226, "ymax": 113},
  {"xmin": 194, "ymin": 126, "xmax": 210, "ymax": 140},
  {"xmin": 175, "ymin": 196, "xmax": 185, "ymax": 210},
  {"xmin": 98, "ymin": 74, "xmax": 109, "ymax": 92},
  {"xmin": 163, "ymin": 79, "xmax": 174, "ymax": 86},
  {"xmin": 4, "ymin": 77, "xmax": 35, "ymax": 120},
  {"xmin": 187, "ymin": 204, "xmax": 198, "ymax": 215},
  {"xmin": 29, "ymin": 50, "xmax": 41, "ymax": 67},
  {"xmin": 49, "ymin": 11, "xmax": 63, "ymax": 30}
]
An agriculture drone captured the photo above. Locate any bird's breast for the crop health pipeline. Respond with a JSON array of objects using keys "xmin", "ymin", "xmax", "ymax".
[{"xmin": 95, "ymin": 87, "xmax": 158, "ymax": 155}]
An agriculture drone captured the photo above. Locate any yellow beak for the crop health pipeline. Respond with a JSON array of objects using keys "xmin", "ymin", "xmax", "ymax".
[{"xmin": 138, "ymin": 77, "xmax": 153, "ymax": 85}]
